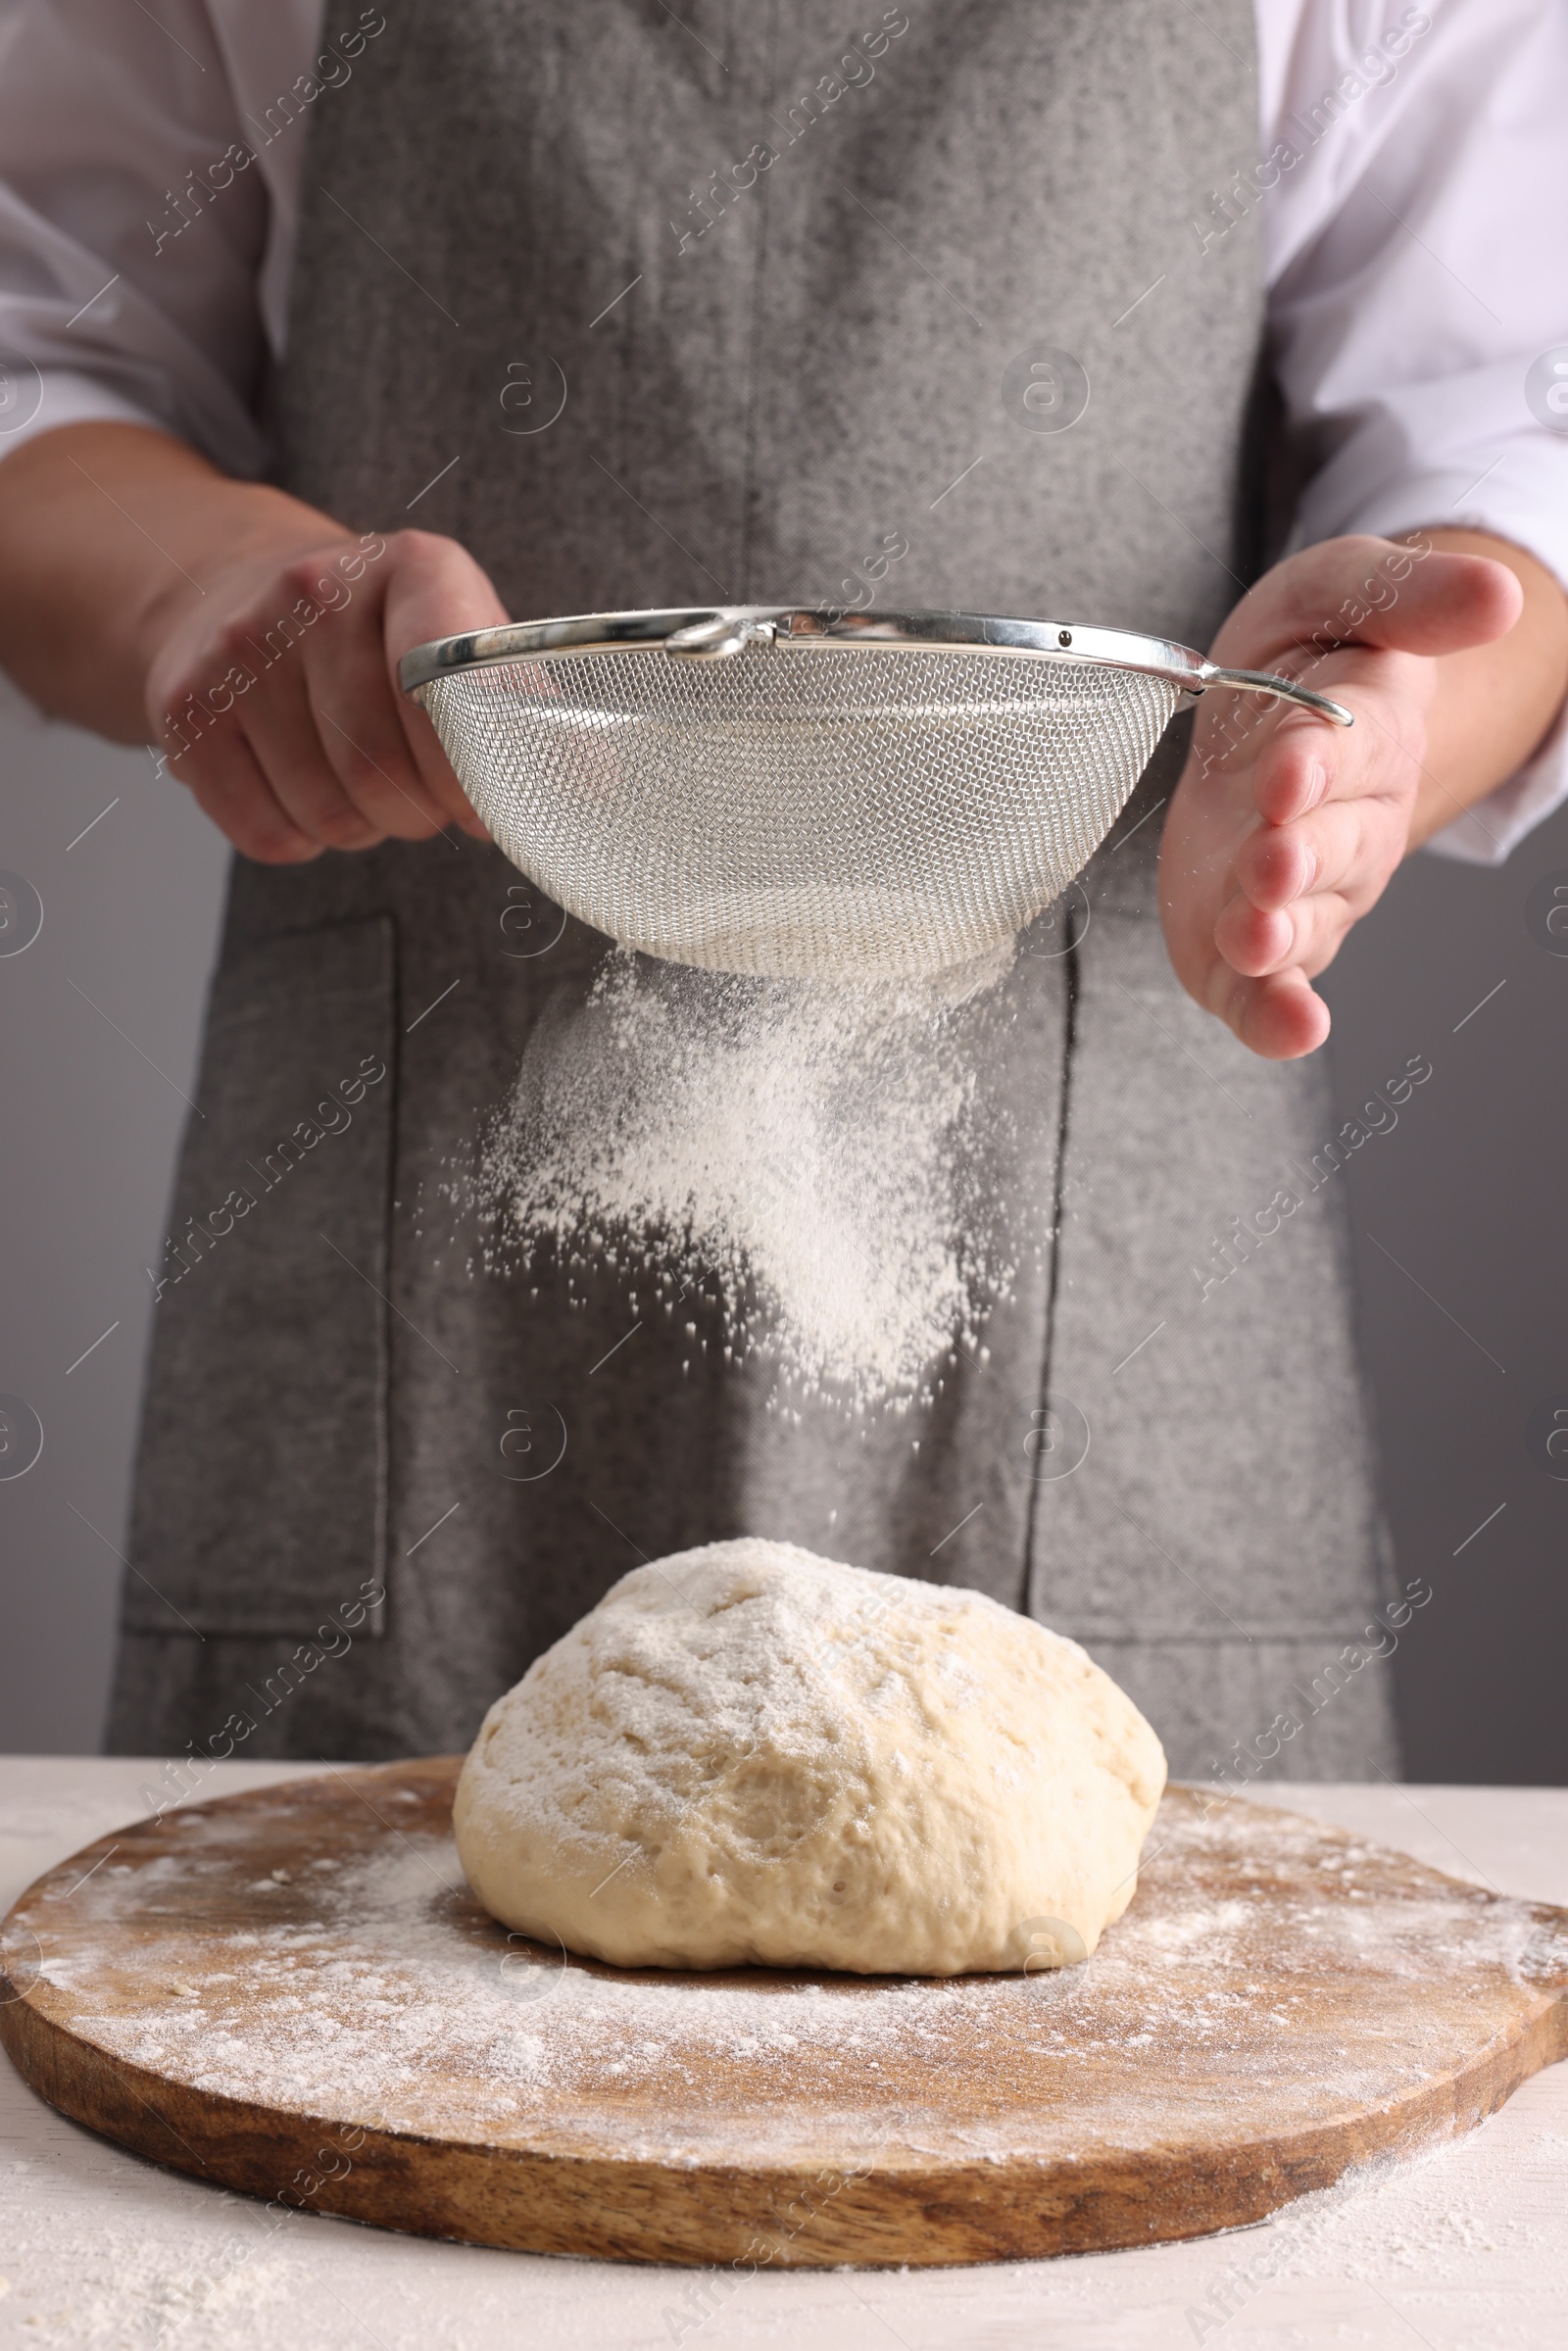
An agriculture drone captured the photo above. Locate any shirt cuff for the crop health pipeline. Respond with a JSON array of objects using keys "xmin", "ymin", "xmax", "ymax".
[
  {"xmin": 1422, "ymin": 689, "xmax": 1568, "ymax": 867},
  {"xmin": 0, "ymin": 367, "xmax": 172, "ymax": 467},
  {"xmin": 1290, "ymin": 449, "xmax": 1568, "ymax": 866}
]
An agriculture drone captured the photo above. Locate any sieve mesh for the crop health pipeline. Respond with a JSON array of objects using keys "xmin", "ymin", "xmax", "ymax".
[{"xmin": 416, "ymin": 642, "xmax": 1181, "ymax": 978}]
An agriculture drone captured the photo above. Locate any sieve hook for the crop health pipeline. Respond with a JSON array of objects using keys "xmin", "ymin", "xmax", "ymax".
[
  {"xmin": 1198, "ymin": 665, "xmax": 1353, "ymax": 726},
  {"xmin": 664, "ymin": 615, "xmax": 778, "ymax": 661}
]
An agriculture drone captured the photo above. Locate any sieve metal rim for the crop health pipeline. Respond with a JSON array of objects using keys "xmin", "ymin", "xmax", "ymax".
[{"xmin": 398, "ymin": 606, "xmax": 1353, "ymax": 726}]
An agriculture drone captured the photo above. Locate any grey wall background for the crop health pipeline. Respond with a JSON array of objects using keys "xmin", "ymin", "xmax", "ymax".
[
  {"xmin": 0, "ymin": 707, "xmax": 226, "ymax": 1758},
  {"xmin": 1318, "ymin": 809, "xmax": 1568, "ymax": 1785},
  {"xmin": 1, "ymin": 691, "xmax": 1564, "ymax": 1778}
]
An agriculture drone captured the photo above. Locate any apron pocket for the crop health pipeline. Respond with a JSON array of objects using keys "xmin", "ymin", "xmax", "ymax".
[{"xmin": 124, "ymin": 913, "xmax": 395, "ymax": 1639}]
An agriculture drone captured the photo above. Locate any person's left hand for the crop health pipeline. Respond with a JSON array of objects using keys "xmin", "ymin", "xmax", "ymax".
[{"xmin": 1159, "ymin": 533, "xmax": 1521, "ymax": 1059}]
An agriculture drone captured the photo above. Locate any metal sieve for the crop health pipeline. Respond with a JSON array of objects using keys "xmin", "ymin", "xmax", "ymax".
[{"xmin": 399, "ymin": 606, "xmax": 1351, "ymax": 980}]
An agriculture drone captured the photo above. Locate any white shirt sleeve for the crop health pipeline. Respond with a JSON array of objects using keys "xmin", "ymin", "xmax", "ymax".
[
  {"xmin": 1, "ymin": 0, "xmax": 1564, "ymax": 863},
  {"xmin": 0, "ymin": 0, "xmax": 324, "ymax": 477},
  {"xmin": 1255, "ymin": 0, "xmax": 1568, "ymax": 862}
]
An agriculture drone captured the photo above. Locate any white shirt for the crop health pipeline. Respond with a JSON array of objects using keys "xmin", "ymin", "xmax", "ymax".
[{"xmin": 1, "ymin": 0, "xmax": 1565, "ymax": 863}]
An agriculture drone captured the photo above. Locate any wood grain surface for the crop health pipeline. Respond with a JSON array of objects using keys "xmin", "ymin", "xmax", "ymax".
[{"xmin": 1, "ymin": 1759, "xmax": 1564, "ymax": 2268}]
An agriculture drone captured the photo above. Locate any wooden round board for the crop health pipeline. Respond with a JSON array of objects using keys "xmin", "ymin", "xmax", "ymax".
[{"xmin": 2, "ymin": 1760, "xmax": 1564, "ymax": 2268}]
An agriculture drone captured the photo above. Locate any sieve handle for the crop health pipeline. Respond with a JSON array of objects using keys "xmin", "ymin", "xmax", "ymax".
[{"xmin": 1199, "ymin": 665, "xmax": 1353, "ymax": 726}]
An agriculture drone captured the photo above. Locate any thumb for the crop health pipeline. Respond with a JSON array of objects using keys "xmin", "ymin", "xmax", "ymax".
[
  {"xmin": 1264, "ymin": 534, "xmax": 1522, "ymax": 661},
  {"xmin": 381, "ymin": 528, "xmax": 511, "ymax": 673},
  {"xmin": 1341, "ymin": 546, "xmax": 1522, "ymax": 658},
  {"xmin": 1227, "ymin": 533, "xmax": 1524, "ymax": 670}
]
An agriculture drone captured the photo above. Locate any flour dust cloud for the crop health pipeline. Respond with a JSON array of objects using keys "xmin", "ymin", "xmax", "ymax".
[{"xmin": 471, "ymin": 943, "xmax": 1021, "ymax": 1408}]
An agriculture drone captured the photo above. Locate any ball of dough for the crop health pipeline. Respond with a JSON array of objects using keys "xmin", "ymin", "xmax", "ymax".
[{"xmin": 454, "ymin": 1540, "xmax": 1165, "ymax": 1975}]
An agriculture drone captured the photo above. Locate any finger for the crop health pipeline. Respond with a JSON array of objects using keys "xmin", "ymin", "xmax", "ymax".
[
  {"xmin": 1248, "ymin": 661, "xmax": 1428, "ymax": 835},
  {"xmin": 1234, "ymin": 787, "xmax": 1401, "ymax": 919},
  {"xmin": 381, "ymin": 528, "xmax": 509, "ymax": 836},
  {"xmin": 171, "ymin": 726, "xmax": 320, "ymax": 864},
  {"xmin": 300, "ymin": 622, "xmax": 462, "ymax": 840},
  {"xmin": 1214, "ymin": 882, "xmax": 1301, "ymax": 977},
  {"xmin": 1216, "ymin": 878, "xmax": 1357, "ymax": 981},
  {"xmin": 1220, "ymin": 814, "xmax": 1405, "ymax": 980},
  {"xmin": 1193, "ymin": 670, "xmax": 1372, "ymax": 810},
  {"xmin": 217, "ymin": 549, "xmax": 447, "ymax": 842},
  {"xmin": 1239, "ymin": 969, "xmax": 1333, "ymax": 1059},
  {"xmin": 1249, "ymin": 713, "xmax": 1337, "ymax": 828},
  {"xmin": 234, "ymin": 661, "xmax": 388, "ymax": 851},
  {"xmin": 1231, "ymin": 790, "xmax": 1382, "ymax": 916},
  {"xmin": 1232, "ymin": 808, "xmax": 1319, "ymax": 913},
  {"xmin": 1207, "ymin": 962, "xmax": 1331, "ymax": 1062},
  {"xmin": 397, "ymin": 690, "xmax": 490, "ymax": 837},
  {"xmin": 1218, "ymin": 809, "xmax": 1370, "ymax": 975}
]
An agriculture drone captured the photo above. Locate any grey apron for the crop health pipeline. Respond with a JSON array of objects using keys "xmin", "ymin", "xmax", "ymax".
[{"xmin": 109, "ymin": 0, "xmax": 1402, "ymax": 1782}]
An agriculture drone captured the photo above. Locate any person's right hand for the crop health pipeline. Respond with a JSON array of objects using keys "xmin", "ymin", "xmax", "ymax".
[{"xmin": 143, "ymin": 524, "xmax": 509, "ymax": 862}]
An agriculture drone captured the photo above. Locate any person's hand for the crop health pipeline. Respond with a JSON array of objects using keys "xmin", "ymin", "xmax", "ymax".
[
  {"xmin": 142, "ymin": 525, "xmax": 509, "ymax": 862},
  {"xmin": 1158, "ymin": 534, "xmax": 1522, "ymax": 1059}
]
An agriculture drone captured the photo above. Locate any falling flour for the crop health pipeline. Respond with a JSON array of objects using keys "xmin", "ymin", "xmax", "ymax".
[{"xmin": 470, "ymin": 942, "xmax": 1021, "ymax": 1407}]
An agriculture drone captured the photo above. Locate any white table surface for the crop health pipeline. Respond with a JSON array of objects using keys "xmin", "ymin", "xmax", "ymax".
[{"xmin": 0, "ymin": 1760, "xmax": 1563, "ymax": 2351}]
